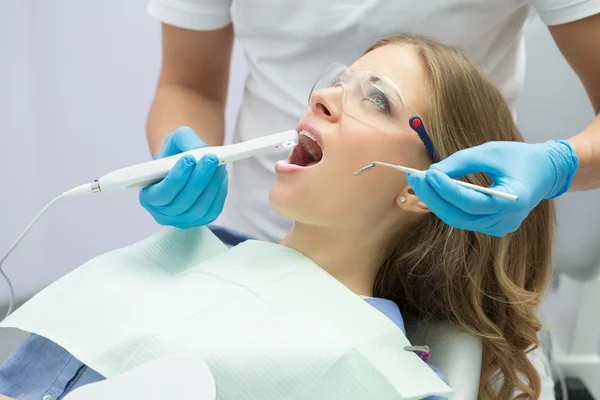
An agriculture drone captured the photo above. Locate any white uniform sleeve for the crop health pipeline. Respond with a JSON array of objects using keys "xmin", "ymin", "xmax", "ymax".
[
  {"xmin": 147, "ymin": 0, "xmax": 232, "ymax": 31},
  {"xmin": 531, "ymin": 0, "xmax": 600, "ymax": 25}
]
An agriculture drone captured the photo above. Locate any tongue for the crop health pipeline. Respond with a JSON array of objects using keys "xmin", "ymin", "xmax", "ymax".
[{"xmin": 305, "ymin": 141, "xmax": 323, "ymax": 161}]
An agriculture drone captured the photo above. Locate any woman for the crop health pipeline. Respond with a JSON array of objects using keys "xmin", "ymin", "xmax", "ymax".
[
  {"xmin": 272, "ymin": 34, "xmax": 554, "ymax": 399},
  {"xmin": 0, "ymin": 35, "xmax": 553, "ymax": 399}
]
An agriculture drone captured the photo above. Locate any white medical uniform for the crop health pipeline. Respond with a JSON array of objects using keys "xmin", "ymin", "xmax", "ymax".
[{"xmin": 147, "ymin": 1, "xmax": 600, "ymax": 398}]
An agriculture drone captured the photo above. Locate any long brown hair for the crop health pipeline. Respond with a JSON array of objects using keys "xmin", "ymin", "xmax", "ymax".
[{"xmin": 366, "ymin": 35, "xmax": 555, "ymax": 399}]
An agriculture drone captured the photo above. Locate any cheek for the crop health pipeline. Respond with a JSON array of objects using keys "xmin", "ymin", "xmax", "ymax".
[
  {"xmin": 269, "ymin": 129, "xmax": 428, "ymax": 226},
  {"xmin": 360, "ymin": 133, "xmax": 431, "ymax": 172},
  {"xmin": 333, "ymin": 128, "xmax": 422, "ymax": 174},
  {"xmin": 322, "ymin": 132, "xmax": 425, "ymax": 210}
]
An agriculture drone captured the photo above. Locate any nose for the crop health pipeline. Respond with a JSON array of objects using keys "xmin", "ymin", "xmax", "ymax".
[{"xmin": 310, "ymin": 86, "xmax": 343, "ymax": 121}]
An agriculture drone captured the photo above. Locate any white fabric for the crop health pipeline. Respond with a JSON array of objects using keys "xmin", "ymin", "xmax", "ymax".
[
  {"xmin": 64, "ymin": 357, "xmax": 217, "ymax": 400},
  {"xmin": 1, "ymin": 227, "xmax": 452, "ymax": 400},
  {"xmin": 532, "ymin": 0, "xmax": 600, "ymax": 25}
]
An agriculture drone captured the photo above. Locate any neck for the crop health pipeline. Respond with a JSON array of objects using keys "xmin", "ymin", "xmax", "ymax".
[{"xmin": 280, "ymin": 223, "xmax": 388, "ymax": 297}]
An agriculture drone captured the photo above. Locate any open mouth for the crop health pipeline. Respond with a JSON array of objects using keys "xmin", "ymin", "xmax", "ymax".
[{"xmin": 288, "ymin": 130, "xmax": 324, "ymax": 167}]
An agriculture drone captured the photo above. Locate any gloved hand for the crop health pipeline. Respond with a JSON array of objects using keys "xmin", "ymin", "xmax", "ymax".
[
  {"xmin": 139, "ymin": 126, "xmax": 228, "ymax": 229},
  {"xmin": 406, "ymin": 140, "xmax": 579, "ymax": 236}
]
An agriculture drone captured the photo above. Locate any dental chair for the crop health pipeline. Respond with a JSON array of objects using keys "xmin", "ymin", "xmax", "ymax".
[
  {"xmin": 406, "ymin": 320, "xmax": 482, "ymax": 399},
  {"xmin": 543, "ymin": 165, "xmax": 600, "ymax": 398}
]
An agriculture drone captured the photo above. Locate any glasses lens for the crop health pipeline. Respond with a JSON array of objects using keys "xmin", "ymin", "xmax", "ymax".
[
  {"xmin": 343, "ymin": 72, "xmax": 410, "ymax": 134},
  {"xmin": 308, "ymin": 65, "xmax": 416, "ymax": 134}
]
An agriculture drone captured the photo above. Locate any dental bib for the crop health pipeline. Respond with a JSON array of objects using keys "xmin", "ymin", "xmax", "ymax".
[{"xmin": 1, "ymin": 227, "xmax": 452, "ymax": 399}]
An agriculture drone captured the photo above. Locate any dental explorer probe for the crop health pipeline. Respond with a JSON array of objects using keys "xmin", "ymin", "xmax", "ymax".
[
  {"xmin": 354, "ymin": 161, "xmax": 518, "ymax": 202},
  {"xmin": 0, "ymin": 130, "xmax": 299, "ymax": 323}
]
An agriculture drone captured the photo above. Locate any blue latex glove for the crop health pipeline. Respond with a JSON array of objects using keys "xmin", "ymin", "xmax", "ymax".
[
  {"xmin": 139, "ymin": 126, "xmax": 228, "ymax": 229},
  {"xmin": 407, "ymin": 140, "xmax": 578, "ymax": 236}
]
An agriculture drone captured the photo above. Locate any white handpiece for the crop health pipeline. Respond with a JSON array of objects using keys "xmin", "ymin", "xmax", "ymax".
[{"xmin": 63, "ymin": 129, "xmax": 298, "ymax": 197}]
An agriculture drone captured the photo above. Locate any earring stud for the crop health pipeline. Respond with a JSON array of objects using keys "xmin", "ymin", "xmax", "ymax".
[{"xmin": 399, "ymin": 197, "xmax": 407, "ymax": 203}]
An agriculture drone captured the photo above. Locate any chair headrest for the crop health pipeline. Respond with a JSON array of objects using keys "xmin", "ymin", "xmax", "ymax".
[
  {"xmin": 405, "ymin": 319, "xmax": 482, "ymax": 399},
  {"xmin": 552, "ymin": 192, "xmax": 600, "ymax": 280}
]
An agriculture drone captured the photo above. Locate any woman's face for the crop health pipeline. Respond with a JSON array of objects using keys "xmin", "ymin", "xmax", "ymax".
[{"xmin": 270, "ymin": 44, "xmax": 432, "ymax": 231}]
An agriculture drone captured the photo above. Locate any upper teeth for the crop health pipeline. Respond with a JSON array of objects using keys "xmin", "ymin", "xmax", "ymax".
[
  {"xmin": 300, "ymin": 130, "xmax": 316, "ymax": 141},
  {"xmin": 299, "ymin": 130, "xmax": 322, "ymax": 161}
]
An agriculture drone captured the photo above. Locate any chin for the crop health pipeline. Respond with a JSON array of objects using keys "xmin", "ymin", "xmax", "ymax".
[
  {"xmin": 269, "ymin": 180, "xmax": 321, "ymax": 225},
  {"xmin": 268, "ymin": 181, "xmax": 297, "ymax": 221}
]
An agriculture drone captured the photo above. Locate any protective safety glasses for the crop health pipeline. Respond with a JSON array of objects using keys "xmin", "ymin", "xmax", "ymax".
[{"xmin": 308, "ymin": 63, "xmax": 438, "ymax": 162}]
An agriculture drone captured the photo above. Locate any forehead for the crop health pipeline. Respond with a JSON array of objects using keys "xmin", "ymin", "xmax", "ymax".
[{"xmin": 350, "ymin": 44, "xmax": 428, "ymax": 116}]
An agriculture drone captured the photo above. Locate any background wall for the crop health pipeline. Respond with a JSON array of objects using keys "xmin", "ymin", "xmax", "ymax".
[
  {"xmin": 0, "ymin": 0, "xmax": 247, "ymax": 305},
  {"xmin": 0, "ymin": 0, "xmax": 248, "ymax": 359},
  {"xmin": 0, "ymin": 2, "xmax": 597, "ymax": 392}
]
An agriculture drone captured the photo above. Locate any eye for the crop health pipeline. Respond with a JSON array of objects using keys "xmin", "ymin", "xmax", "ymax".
[
  {"xmin": 370, "ymin": 95, "xmax": 385, "ymax": 108},
  {"xmin": 367, "ymin": 93, "xmax": 391, "ymax": 114}
]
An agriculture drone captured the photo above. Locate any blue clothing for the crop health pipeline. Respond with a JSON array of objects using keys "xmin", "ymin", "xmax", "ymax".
[{"xmin": 0, "ymin": 226, "xmax": 448, "ymax": 399}]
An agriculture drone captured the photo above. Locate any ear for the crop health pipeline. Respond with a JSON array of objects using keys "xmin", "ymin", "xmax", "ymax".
[{"xmin": 396, "ymin": 185, "xmax": 431, "ymax": 214}]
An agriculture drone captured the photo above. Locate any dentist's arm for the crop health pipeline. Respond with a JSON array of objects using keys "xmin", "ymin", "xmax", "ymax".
[
  {"xmin": 147, "ymin": 23, "xmax": 234, "ymax": 153},
  {"xmin": 140, "ymin": 23, "xmax": 234, "ymax": 229},
  {"xmin": 0, "ymin": 395, "xmax": 15, "ymax": 399},
  {"xmin": 408, "ymin": 13, "xmax": 600, "ymax": 236},
  {"xmin": 552, "ymin": 14, "xmax": 600, "ymax": 191}
]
